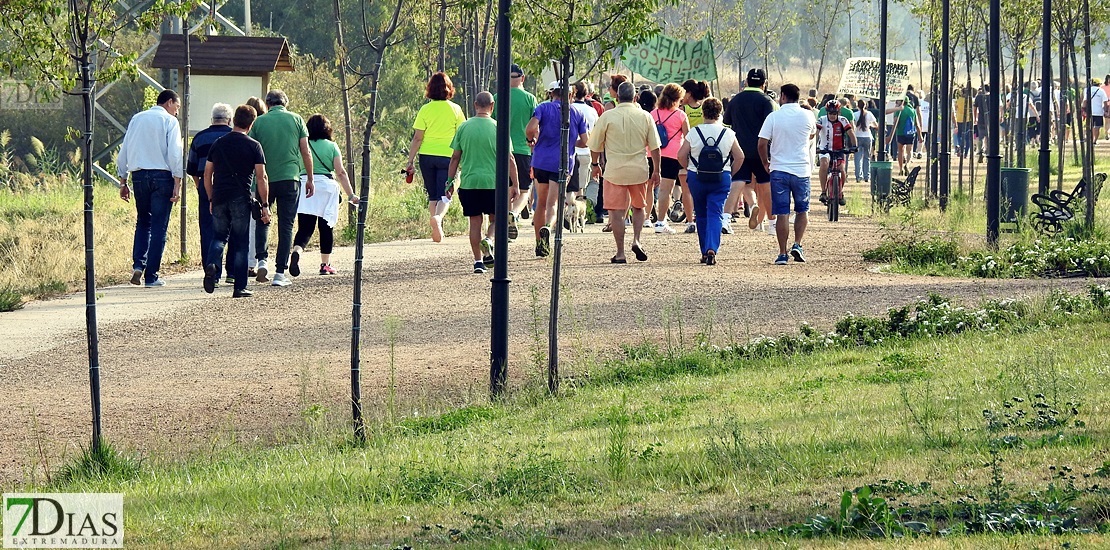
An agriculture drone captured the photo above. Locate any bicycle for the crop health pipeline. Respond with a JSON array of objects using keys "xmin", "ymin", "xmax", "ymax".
[{"xmin": 817, "ymin": 147, "xmax": 856, "ymax": 222}]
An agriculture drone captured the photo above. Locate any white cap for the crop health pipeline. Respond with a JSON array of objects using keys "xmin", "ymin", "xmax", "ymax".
[{"xmin": 546, "ymin": 80, "xmax": 562, "ymax": 92}]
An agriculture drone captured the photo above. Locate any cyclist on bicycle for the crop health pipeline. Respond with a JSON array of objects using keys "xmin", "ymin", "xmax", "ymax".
[{"xmin": 816, "ymin": 99, "xmax": 857, "ymax": 206}]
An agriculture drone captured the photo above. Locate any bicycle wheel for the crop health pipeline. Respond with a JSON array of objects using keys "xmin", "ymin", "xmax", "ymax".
[{"xmin": 828, "ymin": 171, "xmax": 840, "ymax": 222}]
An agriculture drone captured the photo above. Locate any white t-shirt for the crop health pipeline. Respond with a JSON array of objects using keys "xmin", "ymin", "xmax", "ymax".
[
  {"xmin": 758, "ymin": 102, "xmax": 817, "ymax": 177},
  {"xmin": 571, "ymin": 101, "xmax": 599, "ymax": 156},
  {"xmin": 686, "ymin": 123, "xmax": 737, "ymax": 174},
  {"xmin": 853, "ymin": 109, "xmax": 876, "ymax": 138},
  {"xmin": 1088, "ymin": 86, "xmax": 1108, "ymax": 117},
  {"xmin": 920, "ymin": 99, "xmax": 931, "ymax": 131}
]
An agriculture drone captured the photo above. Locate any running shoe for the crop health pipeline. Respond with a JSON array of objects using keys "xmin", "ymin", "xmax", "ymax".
[
  {"xmin": 685, "ymin": 223, "xmax": 697, "ymax": 234},
  {"xmin": 790, "ymin": 243, "xmax": 806, "ymax": 263},
  {"xmin": 539, "ymin": 226, "xmax": 551, "ymax": 253},
  {"xmin": 721, "ymin": 224, "xmax": 734, "ymax": 235},
  {"xmin": 319, "ymin": 264, "xmax": 337, "ymax": 275},
  {"xmin": 480, "ymin": 237, "xmax": 494, "ymax": 267},
  {"xmin": 271, "ymin": 273, "xmax": 292, "ymax": 287},
  {"xmin": 654, "ymin": 222, "xmax": 675, "ymax": 234},
  {"xmin": 130, "ymin": 269, "xmax": 142, "ymax": 286},
  {"xmin": 289, "ymin": 250, "xmax": 301, "ymax": 277},
  {"xmin": 473, "ymin": 261, "xmax": 487, "ymax": 274},
  {"xmin": 203, "ymin": 264, "xmax": 216, "ymax": 294},
  {"xmin": 507, "ymin": 214, "xmax": 519, "ymax": 240},
  {"xmin": 775, "ymin": 254, "xmax": 789, "ymax": 265},
  {"xmin": 748, "ymin": 205, "xmax": 761, "ymax": 229}
]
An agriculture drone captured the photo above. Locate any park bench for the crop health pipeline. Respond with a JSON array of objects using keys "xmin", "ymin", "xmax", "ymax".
[
  {"xmin": 883, "ymin": 166, "xmax": 921, "ymax": 210},
  {"xmin": 1031, "ymin": 172, "xmax": 1105, "ymax": 234}
]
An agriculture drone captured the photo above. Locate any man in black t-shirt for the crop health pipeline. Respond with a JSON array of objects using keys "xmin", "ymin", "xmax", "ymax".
[
  {"xmin": 203, "ymin": 104, "xmax": 270, "ymax": 297},
  {"xmin": 723, "ymin": 68, "xmax": 777, "ymax": 232}
]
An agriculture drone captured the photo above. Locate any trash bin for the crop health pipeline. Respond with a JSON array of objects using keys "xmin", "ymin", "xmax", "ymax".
[
  {"xmin": 1000, "ymin": 167, "xmax": 1031, "ymax": 223},
  {"xmin": 870, "ymin": 161, "xmax": 893, "ymax": 198}
]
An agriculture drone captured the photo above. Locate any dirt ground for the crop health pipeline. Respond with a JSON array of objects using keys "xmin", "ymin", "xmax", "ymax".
[{"xmin": 0, "ymin": 201, "xmax": 1090, "ymax": 486}]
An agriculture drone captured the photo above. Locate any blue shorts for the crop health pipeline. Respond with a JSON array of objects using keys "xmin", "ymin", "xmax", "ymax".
[{"xmin": 770, "ymin": 170, "xmax": 810, "ymax": 215}]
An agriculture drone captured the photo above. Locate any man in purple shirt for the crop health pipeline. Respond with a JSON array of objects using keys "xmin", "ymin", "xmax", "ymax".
[{"xmin": 525, "ymin": 81, "xmax": 589, "ymax": 257}]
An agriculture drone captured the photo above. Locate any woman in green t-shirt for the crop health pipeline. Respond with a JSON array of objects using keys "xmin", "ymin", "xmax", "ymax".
[
  {"xmin": 405, "ymin": 72, "xmax": 467, "ymax": 242},
  {"xmin": 292, "ymin": 114, "xmax": 358, "ymax": 276}
]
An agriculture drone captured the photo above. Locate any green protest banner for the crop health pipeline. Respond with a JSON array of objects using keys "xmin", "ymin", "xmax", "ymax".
[{"xmin": 622, "ymin": 34, "xmax": 717, "ymax": 83}]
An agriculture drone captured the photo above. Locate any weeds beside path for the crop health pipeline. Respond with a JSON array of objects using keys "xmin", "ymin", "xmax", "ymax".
[{"xmin": 0, "ymin": 216, "xmax": 1100, "ymax": 486}]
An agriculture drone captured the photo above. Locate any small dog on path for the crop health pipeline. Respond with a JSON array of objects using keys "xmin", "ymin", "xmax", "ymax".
[{"xmin": 564, "ymin": 196, "xmax": 587, "ymax": 233}]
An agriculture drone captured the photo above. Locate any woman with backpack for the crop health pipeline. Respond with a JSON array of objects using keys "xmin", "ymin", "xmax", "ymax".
[
  {"xmin": 677, "ymin": 98, "xmax": 744, "ymax": 265},
  {"xmin": 649, "ymin": 83, "xmax": 690, "ymax": 234}
]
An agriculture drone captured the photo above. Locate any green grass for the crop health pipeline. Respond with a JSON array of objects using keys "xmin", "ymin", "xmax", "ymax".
[{"xmin": 28, "ymin": 295, "xmax": 1110, "ymax": 548}]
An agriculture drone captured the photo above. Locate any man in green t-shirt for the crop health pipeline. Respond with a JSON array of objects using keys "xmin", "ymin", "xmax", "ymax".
[
  {"xmin": 493, "ymin": 63, "xmax": 537, "ymax": 240},
  {"xmin": 247, "ymin": 90, "xmax": 314, "ymax": 287},
  {"xmin": 447, "ymin": 91, "xmax": 520, "ymax": 274}
]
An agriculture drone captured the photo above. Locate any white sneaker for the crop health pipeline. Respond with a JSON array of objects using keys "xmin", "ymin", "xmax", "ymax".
[
  {"xmin": 765, "ymin": 219, "xmax": 777, "ymax": 236},
  {"xmin": 271, "ymin": 272, "xmax": 292, "ymax": 287},
  {"xmin": 654, "ymin": 222, "xmax": 676, "ymax": 234},
  {"xmin": 722, "ymin": 223, "xmax": 734, "ymax": 235},
  {"xmin": 685, "ymin": 222, "xmax": 697, "ymax": 234},
  {"xmin": 255, "ymin": 260, "xmax": 269, "ymax": 283},
  {"xmin": 643, "ymin": 219, "xmax": 653, "ymax": 228}
]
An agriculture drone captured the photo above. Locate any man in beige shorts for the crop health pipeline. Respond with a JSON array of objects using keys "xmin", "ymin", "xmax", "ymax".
[{"xmin": 590, "ymin": 81, "xmax": 662, "ymax": 263}]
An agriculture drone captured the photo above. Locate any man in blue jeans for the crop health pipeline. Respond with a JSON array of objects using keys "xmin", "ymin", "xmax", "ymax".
[
  {"xmin": 203, "ymin": 105, "xmax": 271, "ymax": 298},
  {"xmin": 117, "ymin": 89, "xmax": 184, "ymax": 287},
  {"xmin": 757, "ymin": 84, "xmax": 817, "ymax": 265},
  {"xmin": 248, "ymin": 90, "xmax": 313, "ymax": 287},
  {"xmin": 186, "ymin": 103, "xmax": 234, "ymax": 283}
]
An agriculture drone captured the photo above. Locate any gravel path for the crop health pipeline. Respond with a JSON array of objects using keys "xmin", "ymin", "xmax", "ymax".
[{"xmin": 0, "ymin": 209, "xmax": 1087, "ymax": 484}]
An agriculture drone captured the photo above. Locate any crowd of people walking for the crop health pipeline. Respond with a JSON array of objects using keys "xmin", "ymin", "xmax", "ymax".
[{"xmin": 131, "ymin": 64, "xmax": 1072, "ymax": 290}]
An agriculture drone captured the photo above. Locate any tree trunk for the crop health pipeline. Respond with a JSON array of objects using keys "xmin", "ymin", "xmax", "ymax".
[
  {"xmin": 80, "ymin": 54, "xmax": 103, "ymax": 451},
  {"xmin": 436, "ymin": 0, "xmax": 447, "ymax": 72},
  {"xmin": 333, "ymin": 0, "xmax": 360, "ymax": 215}
]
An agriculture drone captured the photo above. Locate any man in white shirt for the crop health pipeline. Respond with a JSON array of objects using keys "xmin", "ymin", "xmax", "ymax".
[
  {"xmin": 117, "ymin": 89, "xmax": 183, "ymax": 287},
  {"xmin": 570, "ymin": 81, "xmax": 600, "ymax": 217},
  {"xmin": 757, "ymin": 83, "xmax": 817, "ymax": 265},
  {"xmin": 1086, "ymin": 79, "xmax": 1108, "ymax": 144}
]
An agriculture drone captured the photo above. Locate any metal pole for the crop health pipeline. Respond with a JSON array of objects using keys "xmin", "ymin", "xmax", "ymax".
[
  {"xmin": 878, "ymin": 0, "xmax": 888, "ymax": 161},
  {"xmin": 1039, "ymin": 0, "xmax": 1052, "ymax": 195},
  {"xmin": 1083, "ymin": 0, "xmax": 1095, "ymax": 228},
  {"xmin": 490, "ymin": 0, "xmax": 511, "ymax": 398},
  {"xmin": 939, "ymin": 0, "xmax": 951, "ymax": 209},
  {"xmin": 987, "ymin": 0, "xmax": 1001, "ymax": 247}
]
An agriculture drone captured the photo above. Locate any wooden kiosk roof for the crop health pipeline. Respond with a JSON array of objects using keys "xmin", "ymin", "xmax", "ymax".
[{"xmin": 152, "ymin": 35, "xmax": 294, "ymax": 75}]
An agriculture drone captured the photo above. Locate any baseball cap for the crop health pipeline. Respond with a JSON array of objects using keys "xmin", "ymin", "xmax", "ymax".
[
  {"xmin": 546, "ymin": 80, "xmax": 563, "ymax": 92},
  {"xmin": 746, "ymin": 68, "xmax": 766, "ymax": 85},
  {"xmin": 510, "ymin": 63, "xmax": 523, "ymax": 77}
]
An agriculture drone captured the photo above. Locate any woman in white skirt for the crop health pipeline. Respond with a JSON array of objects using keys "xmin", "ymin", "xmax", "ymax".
[{"xmin": 290, "ymin": 114, "xmax": 358, "ymax": 276}]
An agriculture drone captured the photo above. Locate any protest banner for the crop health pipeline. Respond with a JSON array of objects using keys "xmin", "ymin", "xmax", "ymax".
[
  {"xmin": 622, "ymin": 34, "xmax": 717, "ymax": 83},
  {"xmin": 836, "ymin": 57, "xmax": 911, "ymax": 100}
]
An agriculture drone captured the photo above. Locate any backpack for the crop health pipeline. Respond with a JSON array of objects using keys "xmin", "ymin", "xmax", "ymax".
[
  {"xmin": 690, "ymin": 126, "xmax": 730, "ymax": 175},
  {"xmin": 654, "ymin": 110, "xmax": 678, "ymax": 148}
]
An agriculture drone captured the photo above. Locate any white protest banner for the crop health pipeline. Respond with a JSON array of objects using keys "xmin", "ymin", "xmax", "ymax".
[{"xmin": 836, "ymin": 58, "xmax": 912, "ymax": 101}]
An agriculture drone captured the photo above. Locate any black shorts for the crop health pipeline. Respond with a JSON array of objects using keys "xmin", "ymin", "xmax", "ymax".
[
  {"xmin": 458, "ymin": 188, "xmax": 496, "ymax": 217},
  {"xmin": 734, "ymin": 156, "xmax": 769, "ymax": 183},
  {"xmin": 418, "ymin": 154, "xmax": 451, "ymax": 201},
  {"xmin": 513, "ymin": 153, "xmax": 532, "ymax": 191},
  {"xmin": 533, "ymin": 159, "xmax": 580, "ymax": 192},
  {"xmin": 659, "ymin": 157, "xmax": 681, "ymax": 180},
  {"xmin": 896, "ymin": 134, "xmax": 915, "ymax": 145},
  {"xmin": 1094, "ymin": 116, "xmax": 1105, "ymax": 128}
]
